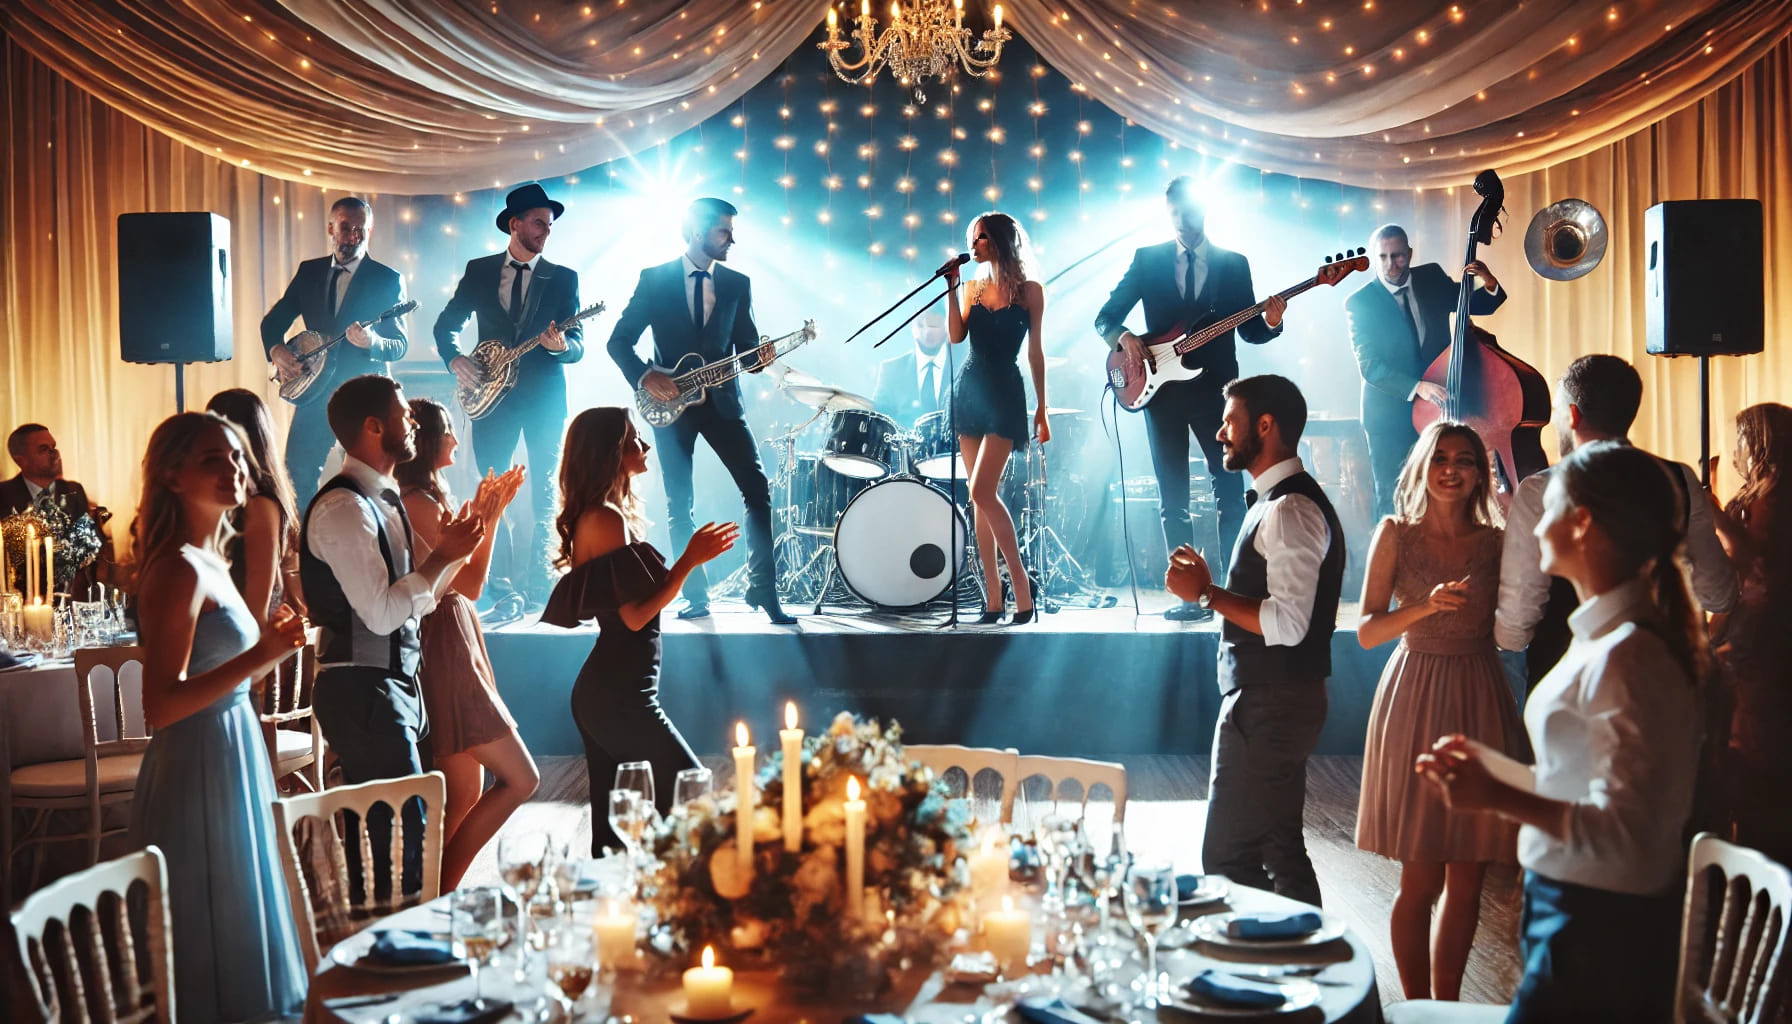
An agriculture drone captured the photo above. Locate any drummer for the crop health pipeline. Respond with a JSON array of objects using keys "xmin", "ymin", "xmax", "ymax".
[{"xmin": 871, "ymin": 307, "xmax": 949, "ymax": 430}]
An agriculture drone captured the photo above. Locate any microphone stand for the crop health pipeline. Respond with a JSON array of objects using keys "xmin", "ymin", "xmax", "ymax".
[
  {"xmin": 843, "ymin": 261, "xmax": 964, "ymax": 344},
  {"xmin": 873, "ymin": 287, "xmax": 954, "ymax": 348}
]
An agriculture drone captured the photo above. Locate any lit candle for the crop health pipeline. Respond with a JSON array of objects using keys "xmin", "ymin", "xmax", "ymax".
[
  {"xmin": 844, "ymin": 775, "xmax": 866, "ymax": 920},
  {"xmin": 22, "ymin": 601, "xmax": 53, "ymax": 642},
  {"xmin": 891, "ymin": 1, "xmax": 901, "ymax": 23},
  {"xmin": 733, "ymin": 722, "xmax": 755, "ymax": 877},
  {"xmin": 25, "ymin": 524, "xmax": 37, "ymax": 602},
  {"xmin": 984, "ymin": 894, "xmax": 1032, "ymax": 976},
  {"xmin": 861, "ymin": 0, "xmax": 869, "ymax": 20},
  {"xmin": 41, "ymin": 536, "xmax": 52, "ymax": 601},
  {"xmin": 780, "ymin": 702, "xmax": 803, "ymax": 852},
  {"xmin": 827, "ymin": 6, "xmax": 837, "ymax": 30},
  {"xmin": 968, "ymin": 830, "xmax": 1009, "ymax": 898},
  {"xmin": 682, "ymin": 945, "xmax": 733, "ymax": 1019},
  {"xmin": 993, "ymin": 3, "xmax": 1004, "ymax": 30},
  {"xmin": 592, "ymin": 897, "xmax": 636, "ymax": 969}
]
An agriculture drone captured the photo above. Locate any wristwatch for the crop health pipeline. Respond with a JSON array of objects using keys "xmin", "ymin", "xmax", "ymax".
[{"xmin": 1196, "ymin": 586, "xmax": 1214, "ymax": 609}]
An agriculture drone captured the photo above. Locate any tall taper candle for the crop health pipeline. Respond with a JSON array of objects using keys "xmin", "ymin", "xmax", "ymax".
[
  {"xmin": 733, "ymin": 722, "xmax": 755, "ymax": 876},
  {"xmin": 780, "ymin": 702, "xmax": 803, "ymax": 852},
  {"xmin": 1, "ymin": 525, "xmax": 9, "ymax": 594},
  {"xmin": 42, "ymin": 537, "xmax": 52, "ymax": 602},
  {"xmin": 844, "ymin": 775, "xmax": 866, "ymax": 920},
  {"xmin": 25, "ymin": 525, "xmax": 37, "ymax": 603}
]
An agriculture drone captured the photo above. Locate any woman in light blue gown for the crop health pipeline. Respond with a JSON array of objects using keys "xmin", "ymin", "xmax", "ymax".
[{"xmin": 127, "ymin": 412, "xmax": 310, "ymax": 1021}]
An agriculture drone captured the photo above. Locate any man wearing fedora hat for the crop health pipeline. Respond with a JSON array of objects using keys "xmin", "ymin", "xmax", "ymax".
[{"xmin": 433, "ymin": 182, "xmax": 585, "ymax": 606}]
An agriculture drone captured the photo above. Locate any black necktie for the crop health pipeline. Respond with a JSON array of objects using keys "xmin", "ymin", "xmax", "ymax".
[
  {"xmin": 329, "ymin": 266, "xmax": 347, "ymax": 316},
  {"xmin": 921, "ymin": 362, "xmax": 938, "ymax": 412},
  {"xmin": 1398, "ymin": 287, "xmax": 1423, "ymax": 345},
  {"xmin": 1183, "ymin": 250, "xmax": 1197, "ymax": 311},
  {"xmin": 508, "ymin": 260, "xmax": 529, "ymax": 323},
  {"xmin": 690, "ymin": 269, "xmax": 709, "ymax": 337},
  {"xmin": 1245, "ymin": 488, "xmax": 1259, "ymax": 509}
]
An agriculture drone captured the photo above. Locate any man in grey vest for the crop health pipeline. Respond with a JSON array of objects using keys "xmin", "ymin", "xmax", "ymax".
[
  {"xmin": 1167, "ymin": 375, "xmax": 1345, "ymax": 907},
  {"xmin": 301, "ymin": 375, "xmax": 484, "ymax": 902}
]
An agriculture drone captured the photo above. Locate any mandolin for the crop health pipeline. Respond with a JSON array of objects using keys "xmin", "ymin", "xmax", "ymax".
[
  {"xmin": 273, "ymin": 300, "xmax": 418, "ymax": 405},
  {"xmin": 456, "ymin": 302, "xmax": 607, "ymax": 420}
]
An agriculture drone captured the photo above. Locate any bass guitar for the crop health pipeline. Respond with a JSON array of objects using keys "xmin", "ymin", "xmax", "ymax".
[
  {"xmin": 635, "ymin": 321, "xmax": 819, "ymax": 427},
  {"xmin": 456, "ymin": 302, "xmax": 607, "ymax": 420},
  {"xmin": 1411, "ymin": 169, "xmax": 1550, "ymax": 508},
  {"xmin": 273, "ymin": 300, "xmax": 418, "ymax": 405},
  {"xmin": 1105, "ymin": 252, "xmax": 1367, "ymax": 412}
]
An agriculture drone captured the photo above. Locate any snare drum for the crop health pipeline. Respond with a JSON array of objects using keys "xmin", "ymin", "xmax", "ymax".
[
  {"xmin": 910, "ymin": 409, "xmax": 962, "ymax": 480},
  {"xmin": 833, "ymin": 477, "xmax": 968, "ymax": 607},
  {"xmin": 821, "ymin": 409, "xmax": 900, "ymax": 480}
]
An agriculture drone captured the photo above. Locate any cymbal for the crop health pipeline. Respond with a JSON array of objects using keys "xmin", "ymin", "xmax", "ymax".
[
  {"xmin": 770, "ymin": 362, "xmax": 823, "ymax": 388},
  {"xmin": 782, "ymin": 383, "xmax": 877, "ymax": 414}
]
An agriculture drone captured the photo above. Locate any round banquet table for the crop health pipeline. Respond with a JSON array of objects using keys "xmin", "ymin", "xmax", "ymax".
[{"xmin": 305, "ymin": 874, "xmax": 1381, "ymax": 1023}]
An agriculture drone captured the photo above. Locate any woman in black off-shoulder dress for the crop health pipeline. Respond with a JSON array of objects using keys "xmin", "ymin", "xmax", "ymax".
[{"xmin": 544, "ymin": 407, "xmax": 738, "ymax": 854}]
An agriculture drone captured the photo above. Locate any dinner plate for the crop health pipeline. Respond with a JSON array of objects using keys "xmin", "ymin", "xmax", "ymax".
[
  {"xmin": 1178, "ymin": 874, "xmax": 1230, "ymax": 906},
  {"xmin": 1165, "ymin": 975, "xmax": 1323, "ymax": 1017},
  {"xmin": 1189, "ymin": 911, "xmax": 1348, "ymax": 950},
  {"xmin": 327, "ymin": 929, "xmax": 466, "ymax": 975}
]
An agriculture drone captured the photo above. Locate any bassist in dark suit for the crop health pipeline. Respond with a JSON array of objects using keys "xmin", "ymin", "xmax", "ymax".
[
  {"xmin": 433, "ymin": 183, "xmax": 583, "ymax": 605},
  {"xmin": 606, "ymin": 197, "xmax": 791, "ymax": 624},
  {"xmin": 1345, "ymin": 223, "xmax": 1505, "ymax": 518},
  {"xmin": 261, "ymin": 196, "xmax": 408, "ymax": 508},
  {"xmin": 1094, "ymin": 176, "xmax": 1287, "ymax": 620}
]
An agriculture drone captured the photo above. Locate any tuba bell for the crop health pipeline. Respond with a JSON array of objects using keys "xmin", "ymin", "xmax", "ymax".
[{"xmin": 1525, "ymin": 198, "xmax": 1607, "ymax": 281}]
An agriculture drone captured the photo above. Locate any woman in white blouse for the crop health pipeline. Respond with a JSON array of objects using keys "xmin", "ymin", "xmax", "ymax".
[{"xmin": 1417, "ymin": 440, "xmax": 1704, "ymax": 1021}]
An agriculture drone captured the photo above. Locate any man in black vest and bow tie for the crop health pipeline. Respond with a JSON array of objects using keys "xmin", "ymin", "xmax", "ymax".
[
  {"xmin": 434, "ymin": 182, "xmax": 584, "ymax": 606},
  {"xmin": 1166, "ymin": 375, "xmax": 1344, "ymax": 908},
  {"xmin": 606, "ymin": 197, "xmax": 792, "ymax": 624},
  {"xmin": 1096, "ymin": 176, "xmax": 1288, "ymax": 621},
  {"xmin": 302, "ymin": 375, "xmax": 484, "ymax": 903},
  {"xmin": 872, "ymin": 308, "xmax": 949, "ymax": 430},
  {"xmin": 261, "ymin": 196, "xmax": 409, "ymax": 508},
  {"xmin": 1345, "ymin": 223, "xmax": 1506, "ymax": 517}
]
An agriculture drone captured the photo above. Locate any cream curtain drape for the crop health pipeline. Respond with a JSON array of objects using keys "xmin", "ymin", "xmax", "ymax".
[{"xmin": 5, "ymin": 0, "xmax": 1790, "ymax": 191}]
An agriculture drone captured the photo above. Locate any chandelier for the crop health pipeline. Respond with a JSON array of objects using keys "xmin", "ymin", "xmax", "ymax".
[{"xmin": 821, "ymin": 0, "xmax": 1011, "ymax": 103}]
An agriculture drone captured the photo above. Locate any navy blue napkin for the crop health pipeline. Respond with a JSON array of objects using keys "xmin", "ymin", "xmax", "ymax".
[
  {"xmin": 1185, "ymin": 969, "xmax": 1289, "ymax": 1008},
  {"xmin": 0, "ymin": 650, "xmax": 39, "ymax": 671},
  {"xmin": 843, "ymin": 1016, "xmax": 909, "ymax": 1024},
  {"xmin": 1176, "ymin": 873, "xmax": 1212, "ymax": 901},
  {"xmin": 1016, "ymin": 996, "xmax": 1105, "ymax": 1024},
  {"xmin": 366, "ymin": 929, "xmax": 457, "ymax": 966},
  {"xmin": 1226, "ymin": 910, "xmax": 1324, "ymax": 940},
  {"xmin": 414, "ymin": 998, "xmax": 515, "ymax": 1024}
]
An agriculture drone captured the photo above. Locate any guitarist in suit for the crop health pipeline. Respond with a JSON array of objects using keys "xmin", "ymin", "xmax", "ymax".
[
  {"xmin": 1345, "ymin": 223, "xmax": 1505, "ymax": 518},
  {"xmin": 433, "ymin": 182, "xmax": 583, "ymax": 607},
  {"xmin": 1095, "ymin": 176, "xmax": 1286, "ymax": 620},
  {"xmin": 871, "ymin": 308, "xmax": 949, "ymax": 430},
  {"xmin": 262, "ymin": 196, "xmax": 409, "ymax": 509},
  {"xmin": 606, "ymin": 197, "xmax": 792, "ymax": 624}
]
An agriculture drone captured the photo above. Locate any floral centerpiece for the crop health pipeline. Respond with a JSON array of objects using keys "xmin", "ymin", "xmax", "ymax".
[
  {"xmin": 2, "ymin": 493, "xmax": 105, "ymax": 597},
  {"xmin": 646, "ymin": 713, "xmax": 975, "ymax": 994}
]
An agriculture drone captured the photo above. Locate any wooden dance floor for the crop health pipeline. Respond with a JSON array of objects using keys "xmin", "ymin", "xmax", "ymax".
[{"xmin": 460, "ymin": 754, "xmax": 1525, "ymax": 1011}]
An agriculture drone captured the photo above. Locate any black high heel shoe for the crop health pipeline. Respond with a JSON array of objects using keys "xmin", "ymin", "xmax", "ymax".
[
  {"xmin": 976, "ymin": 605, "xmax": 1006, "ymax": 625},
  {"xmin": 1010, "ymin": 605, "xmax": 1036, "ymax": 626}
]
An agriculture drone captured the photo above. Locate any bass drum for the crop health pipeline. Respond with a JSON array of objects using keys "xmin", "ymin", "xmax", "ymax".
[{"xmin": 833, "ymin": 478, "xmax": 968, "ymax": 607}]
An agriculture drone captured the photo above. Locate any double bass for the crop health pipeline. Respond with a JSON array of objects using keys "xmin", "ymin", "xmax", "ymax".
[{"xmin": 1413, "ymin": 169, "xmax": 1551, "ymax": 508}]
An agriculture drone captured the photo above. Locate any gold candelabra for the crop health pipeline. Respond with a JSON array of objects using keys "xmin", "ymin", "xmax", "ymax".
[{"xmin": 820, "ymin": 0, "xmax": 1011, "ymax": 103}]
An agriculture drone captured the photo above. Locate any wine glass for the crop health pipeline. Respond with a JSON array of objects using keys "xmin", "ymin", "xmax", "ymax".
[
  {"xmin": 614, "ymin": 761, "xmax": 657, "ymax": 815},
  {"xmin": 544, "ymin": 914, "xmax": 598, "ymax": 1021},
  {"xmin": 451, "ymin": 885, "xmax": 506, "ymax": 1008},
  {"xmin": 1035, "ymin": 811, "xmax": 1079, "ymax": 901},
  {"xmin": 1072, "ymin": 819, "xmax": 1128, "ymax": 962},
  {"xmin": 1123, "ymin": 859, "xmax": 1178, "ymax": 1009},
  {"xmin": 673, "ymin": 766, "xmax": 713, "ymax": 811},
  {"xmin": 497, "ymin": 830, "xmax": 550, "ymax": 975},
  {"xmin": 607, "ymin": 789, "xmax": 651, "ymax": 893}
]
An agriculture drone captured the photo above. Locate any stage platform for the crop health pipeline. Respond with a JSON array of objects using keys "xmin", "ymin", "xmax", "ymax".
[{"xmin": 485, "ymin": 594, "xmax": 1404, "ymax": 759}]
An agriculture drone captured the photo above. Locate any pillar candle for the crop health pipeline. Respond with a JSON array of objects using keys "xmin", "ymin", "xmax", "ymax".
[
  {"xmin": 984, "ymin": 894, "xmax": 1031, "ymax": 976},
  {"xmin": 844, "ymin": 775, "xmax": 866, "ymax": 920},
  {"xmin": 682, "ymin": 946, "xmax": 733, "ymax": 1018},
  {"xmin": 733, "ymin": 722, "xmax": 755, "ymax": 877},
  {"xmin": 780, "ymin": 702, "xmax": 803, "ymax": 852},
  {"xmin": 592, "ymin": 898, "xmax": 636, "ymax": 969},
  {"xmin": 22, "ymin": 601, "xmax": 53, "ymax": 643}
]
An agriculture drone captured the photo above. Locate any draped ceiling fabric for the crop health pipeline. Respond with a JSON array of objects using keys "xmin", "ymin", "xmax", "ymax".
[{"xmin": 4, "ymin": 0, "xmax": 1791, "ymax": 192}]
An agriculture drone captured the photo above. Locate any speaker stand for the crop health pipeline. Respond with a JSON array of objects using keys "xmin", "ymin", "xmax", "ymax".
[
  {"xmin": 1699, "ymin": 355, "xmax": 1711, "ymax": 488},
  {"xmin": 174, "ymin": 362, "xmax": 188, "ymax": 413}
]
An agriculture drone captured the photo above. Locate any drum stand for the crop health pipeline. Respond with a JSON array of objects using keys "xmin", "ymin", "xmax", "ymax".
[{"xmin": 1014, "ymin": 447, "xmax": 1105, "ymax": 612}]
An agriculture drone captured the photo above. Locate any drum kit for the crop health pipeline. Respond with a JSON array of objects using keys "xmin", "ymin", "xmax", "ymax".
[{"xmin": 744, "ymin": 362, "xmax": 1104, "ymax": 616}]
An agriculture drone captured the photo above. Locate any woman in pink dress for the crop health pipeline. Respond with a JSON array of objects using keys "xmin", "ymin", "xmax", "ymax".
[
  {"xmin": 396, "ymin": 398, "xmax": 537, "ymax": 889},
  {"xmin": 1354, "ymin": 420, "xmax": 1525, "ymax": 1000}
]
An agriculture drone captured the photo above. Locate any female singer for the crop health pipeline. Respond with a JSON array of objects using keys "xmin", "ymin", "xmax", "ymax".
[
  {"xmin": 128, "ymin": 412, "xmax": 308, "ymax": 1021},
  {"xmin": 943, "ymin": 210, "xmax": 1049, "ymax": 625},
  {"xmin": 544, "ymin": 408, "xmax": 736, "ymax": 854},
  {"xmin": 1354, "ymin": 421, "xmax": 1524, "ymax": 1000},
  {"xmin": 1419, "ymin": 441, "xmax": 1705, "ymax": 1021},
  {"xmin": 205, "ymin": 388, "xmax": 304, "ymax": 623},
  {"xmin": 396, "ymin": 398, "xmax": 536, "ymax": 890}
]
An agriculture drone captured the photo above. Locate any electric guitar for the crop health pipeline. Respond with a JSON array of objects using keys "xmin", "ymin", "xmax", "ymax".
[
  {"xmin": 1104, "ymin": 252, "xmax": 1368, "ymax": 412},
  {"xmin": 273, "ymin": 300, "xmax": 418, "ymax": 405},
  {"xmin": 456, "ymin": 302, "xmax": 607, "ymax": 420},
  {"xmin": 635, "ymin": 321, "xmax": 819, "ymax": 427}
]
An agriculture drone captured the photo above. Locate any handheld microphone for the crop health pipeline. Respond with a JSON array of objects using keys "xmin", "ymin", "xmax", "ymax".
[{"xmin": 934, "ymin": 252, "xmax": 971, "ymax": 277}]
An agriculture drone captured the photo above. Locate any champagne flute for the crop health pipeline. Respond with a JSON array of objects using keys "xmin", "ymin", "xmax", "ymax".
[
  {"xmin": 1035, "ymin": 811, "xmax": 1079, "ymax": 901},
  {"xmin": 1073, "ymin": 819, "xmax": 1127, "ymax": 956},
  {"xmin": 607, "ymin": 789, "xmax": 650, "ymax": 894},
  {"xmin": 451, "ymin": 885, "xmax": 506, "ymax": 1009},
  {"xmin": 497, "ymin": 830, "xmax": 550, "ymax": 976},
  {"xmin": 1123, "ymin": 859, "xmax": 1177, "ymax": 1009}
]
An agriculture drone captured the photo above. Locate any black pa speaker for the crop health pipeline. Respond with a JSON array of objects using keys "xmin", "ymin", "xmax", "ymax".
[
  {"xmin": 118, "ymin": 212, "xmax": 233, "ymax": 364},
  {"xmin": 1644, "ymin": 199, "xmax": 1763, "ymax": 357}
]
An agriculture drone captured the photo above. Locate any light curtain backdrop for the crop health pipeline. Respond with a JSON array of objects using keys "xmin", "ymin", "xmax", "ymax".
[{"xmin": 2, "ymin": 3, "xmax": 1790, "ymax": 529}]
